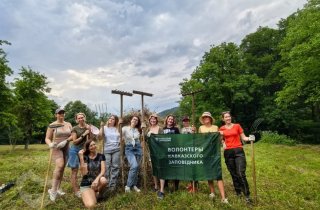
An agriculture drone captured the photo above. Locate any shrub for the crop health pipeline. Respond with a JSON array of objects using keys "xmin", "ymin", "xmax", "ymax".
[{"xmin": 260, "ymin": 131, "xmax": 297, "ymax": 146}]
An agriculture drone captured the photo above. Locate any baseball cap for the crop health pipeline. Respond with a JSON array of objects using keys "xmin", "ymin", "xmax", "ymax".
[
  {"xmin": 55, "ymin": 108, "xmax": 65, "ymax": 114},
  {"xmin": 182, "ymin": 116, "xmax": 190, "ymax": 122}
]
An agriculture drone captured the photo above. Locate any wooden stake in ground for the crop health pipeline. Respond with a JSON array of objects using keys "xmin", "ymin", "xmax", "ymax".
[
  {"xmin": 181, "ymin": 89, "xmax": 203, "ymax": 193},
  {"xmin": 111, "ymin": 90, "xmax": 132, "ymax": 188},
  {"xmin": 40, "ymin": 124, "xmax": 63, "ymax": 209},
  {"xmin": 133, "ymin": 90, "xmax": 153, "ymax": 191},
  {"xmin": 249, "ymin": 134, "xmax": 257, "ymax": 203}
]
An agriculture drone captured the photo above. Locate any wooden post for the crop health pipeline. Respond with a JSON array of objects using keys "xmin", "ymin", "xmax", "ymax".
[
  {"xmin": 181, "ymin": 89, "xmax": 203, "ymax": 126},
  {"xmin": 133, "ymin": 90, "xmax": 153, "ymax": 191},
  {"xmin": 111, "ymin": 90, "xmax": 133, "ymax": 188},
  {"xmin": 181, "ymin": 89, "xmax": 203, "ymax": 193},
  {"xmin": 250, "ymin": 138, "xmax": 257, "ymax": 203}
]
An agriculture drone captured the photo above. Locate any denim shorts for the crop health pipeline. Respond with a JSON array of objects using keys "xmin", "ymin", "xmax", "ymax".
[
  {"xmin": 67, "ymin": 145, "xmax": 82, "ymax": 168},
  {"xmin": 80, "ymin": 186, "xmax": 91, "ymax": 192}
]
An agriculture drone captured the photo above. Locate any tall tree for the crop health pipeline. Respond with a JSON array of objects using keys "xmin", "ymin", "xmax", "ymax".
[
  {"xmin": 240, "ymin": 27, "xmax": 292, "ymax": 133},
  {"xmin": 13, "ymin": 67, "xmax": 54, "ymax": 149},
  {"xmin": 276, "ymin": 0, "xmax": 320, "ymax": 142},
  {"xmin": 0, "ymin": 40, "xmax": 18, "ymax": 145},
  {"xmin": 64, "ymin": 100, "xmax": 99, "ymax": 126},
  {"xmin": 180, "ymin": 42, "xmax": 263, "ymax": 129}
]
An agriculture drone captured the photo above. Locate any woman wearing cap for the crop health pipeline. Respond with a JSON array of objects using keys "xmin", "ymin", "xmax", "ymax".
[
  {"xmin": 157, "ymin": 114, "xmax": 180, "ymax": 199},
  {"xmin": 78, "ymin": 140, "xmax": 107, "ymax": 209},
  {"xmin": 67, "ymin": 112, "xmax": 92, "ymax": 198},
  {"xmin": 181, "ymin": 116, "xmax": 195, "ymax": 134},
  {"xmin": 220, "ymin": 111, "xmax": 252, "ymax": 204},
  {"xmin": 45, "ymin": 108, "xmax": 73, "ymax": 201},
  {"xmin": 122, "ymin": 115, "xmax": 143, "ymax": 193},
  {"xmin": 146, "ymin": 113, "xmax": 163, "ymax": 191},
  {"xmin": 198, "ymin": 112, "xmax": 228, "ymax": 204},
  {"xmin": 98, "ymin": 114, "xmax": 120, "ymax": 191}
]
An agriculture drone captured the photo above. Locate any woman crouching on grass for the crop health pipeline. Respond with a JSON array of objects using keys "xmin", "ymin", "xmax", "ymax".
[{"xmin": 78, "ymin": 140, "xmax": 107, "ymax": 209}]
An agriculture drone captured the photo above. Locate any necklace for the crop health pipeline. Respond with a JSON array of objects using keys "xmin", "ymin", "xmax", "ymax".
[{"xmin": 225, "ymin": 123, "xmax": 233, "ymax": 129}]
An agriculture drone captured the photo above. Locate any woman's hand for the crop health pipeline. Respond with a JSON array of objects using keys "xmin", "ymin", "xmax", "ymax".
[
  {"xmin": 48, "ymin": 142, "xmax": 57, "ymax": 148},
  {"xmin": 91, "ymin": 180, "xmax": 99, "ymax": 190},
  {"xmin": 78, "ymin": 149, "xmax": 84, "ymax": 156}
]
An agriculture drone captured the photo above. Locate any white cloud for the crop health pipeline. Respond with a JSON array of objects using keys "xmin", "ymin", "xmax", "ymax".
[{"xmin": 0, "ymin": 0, "xmax": 306, "ymax": 115}]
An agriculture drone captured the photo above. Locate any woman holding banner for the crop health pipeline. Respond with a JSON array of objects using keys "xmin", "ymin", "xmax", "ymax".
[
  {"xmin": 219, "ymin": 111, "xmax": 252, "ymax": 204},
  {"xmin": 122, "ymin": 115, "xmax": 142, "ymax": 193},
  {"xmin": 199, "ymin": 112, "xmax": 228, "ymax": 204},
  {"xmin": 99, "ymin": 114, "xmax": 120, "ymax": 191},
  {"xmin": 146, "ymin": 113, "xmax": 163, "ymax": 192},
  {"xmin": 157, "ymin": 114, "xmax": 180, "ymax": 199},
  {"xmin": 67, "ymin": 112, "xmax": 92, "ymax": 198},
  {"xmin": 45, "ymin": 108, "xmax": 72, "ymax": 202}
]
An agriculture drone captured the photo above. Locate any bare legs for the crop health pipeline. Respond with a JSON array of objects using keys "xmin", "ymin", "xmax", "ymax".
[
  {"xmin": 81, "ymin": 177, "xmax": 107, "ymax": 209},
  {"xmin": 51, "ymin": 158, "xmax": 65, "ymax": 192},
  {"xmin": 71, "ymin": 168, "xmax": 80, "ymax": 193},
  {"xmin": 208, "ymin": 180, "xmax": 226, "ymax": 200}
]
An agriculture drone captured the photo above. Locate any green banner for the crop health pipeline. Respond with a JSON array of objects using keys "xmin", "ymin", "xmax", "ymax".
[{"xmin": 148, "ymin": 133, "xmax": 222, "ymax": 181}]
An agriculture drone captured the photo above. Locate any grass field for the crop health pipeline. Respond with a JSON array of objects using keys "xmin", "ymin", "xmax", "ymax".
[{"xmin": 0, "ymin": 143, "xmax": 319, "ymax": 210}]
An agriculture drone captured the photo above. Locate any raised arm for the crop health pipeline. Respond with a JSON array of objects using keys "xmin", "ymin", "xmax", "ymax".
[{"xmin": 78, "ymin": 149, "xmax": 88, "ymax": 176}]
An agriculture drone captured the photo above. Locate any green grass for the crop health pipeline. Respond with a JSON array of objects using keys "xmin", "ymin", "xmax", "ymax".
[{"xmin": 0, "ymin": 143, "xmax": 320, "ymax": 209}]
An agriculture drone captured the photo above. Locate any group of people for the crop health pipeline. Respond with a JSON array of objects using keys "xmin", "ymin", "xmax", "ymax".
[{"xmin": 45, "ymin": 108, "xmax": 253, "ymax": 209}]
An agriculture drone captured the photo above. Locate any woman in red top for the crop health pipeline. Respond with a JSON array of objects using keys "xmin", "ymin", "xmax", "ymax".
[{"xmin": 219, "ymin": 111, "xmax": 252, "ymax": 204}]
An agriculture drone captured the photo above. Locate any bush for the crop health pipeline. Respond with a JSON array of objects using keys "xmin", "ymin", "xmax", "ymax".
[{"xmin": 260, "ymin": 131, "xmax": 297, "ymax": 146}]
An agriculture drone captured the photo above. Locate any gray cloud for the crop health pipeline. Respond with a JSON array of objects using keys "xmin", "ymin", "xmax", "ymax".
[{"xmin": 0, "ymin": 0, "xmax": 306, "ymax": 114}]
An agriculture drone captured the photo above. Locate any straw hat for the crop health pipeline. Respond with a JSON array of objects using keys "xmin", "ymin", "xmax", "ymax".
[{"xmin": 199, "ymin": 112, "xmax": 215, "ymax": 124}]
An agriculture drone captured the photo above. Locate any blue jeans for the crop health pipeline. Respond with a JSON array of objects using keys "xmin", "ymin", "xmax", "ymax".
[
  {"xmin": 104, "ymin": 150, "xmax": 120, "ymax": 189},
  {"xmin": 125, "ymin": 142, "xmax": 142, "ymax": 187}
]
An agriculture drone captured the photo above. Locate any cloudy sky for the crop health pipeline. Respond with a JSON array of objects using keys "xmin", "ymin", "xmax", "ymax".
[{"xmin": 0, "ymin": 0, "xmax": 306, "ymax": 115}]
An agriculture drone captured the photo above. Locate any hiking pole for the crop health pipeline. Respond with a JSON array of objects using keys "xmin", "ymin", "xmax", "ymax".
[
  {"xmin": 111, "ymin": 90, "xmax": 132, "ymax": 188},
  {"xmin": 133, "ymin": 90, "xmax": 153, "ymax": 191},
  {"xmin": 182, "ymin": 89, "xmax": 203, "ymax": 193},
  {"xmin": 40, "ymin": 124, "xmax": 63, "ymax": 209},
  {"xmin": 249, "ymin": 134, "xmax": 257, "ymax": 203}
]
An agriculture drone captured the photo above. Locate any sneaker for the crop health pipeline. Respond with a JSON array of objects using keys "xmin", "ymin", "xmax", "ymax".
[
  {"xmin": 125, "ymin": 186, "xmax": 131, "ymax": 193},
  {"xmin": 75, "ymin": 191, "xmax": 81, "ymax": 198},
  {"xmin": 57, "ymin": 189, "xmax": 66, "ymax": 196},
  {"xmin": 221, "ymin": 198, "xmax": 229, "ymax": 204},
  {"xmin": 157, "ymin": 191, "xmax": 164, "ymax": 200},
  {"xmin": 133, "ymin": 186, "xmax": 141, "ymax": 193},
  {"xmin": 48, "ymin": 189, "xmax": 57, "ymax": 202},
  {"xmin": 209, "ymin": 192, "xmax": 216, "ymax": 199}
]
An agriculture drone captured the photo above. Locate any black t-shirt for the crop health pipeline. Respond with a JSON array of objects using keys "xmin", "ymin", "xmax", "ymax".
[
  {"xmin": 162, "ymin": 126, "xmax": 180, "ymax": 134},
  {"xmin": 80, "ymin": 153, "xmax": 106, "ymax": 187}
]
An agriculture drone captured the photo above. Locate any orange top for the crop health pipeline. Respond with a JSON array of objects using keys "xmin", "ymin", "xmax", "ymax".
[{"xmin": 219, "ymin": 124, "xmax": 243, "ymax": 149}]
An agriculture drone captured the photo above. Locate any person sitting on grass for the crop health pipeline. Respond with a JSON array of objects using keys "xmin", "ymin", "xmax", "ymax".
[{"xmin": 78, "ymin": 140, "xmax": 107, "ymax": 209}]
